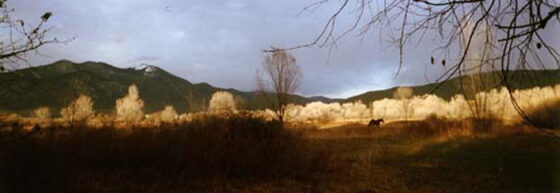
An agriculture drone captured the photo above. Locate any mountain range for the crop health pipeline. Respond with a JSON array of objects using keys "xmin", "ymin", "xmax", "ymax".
[
  {"xmin": 348, "ymin": 68, "xmax": 560, "ymax": 104},
  {"xmin": 0, "ymin": 60, "xmax": 334, "ymax": 115},
  {"xmin": 1, "ymin": 60, "xmax": 559, "ymax": 115}
]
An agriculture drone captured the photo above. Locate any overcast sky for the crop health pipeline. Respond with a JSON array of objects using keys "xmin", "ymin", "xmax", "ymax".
[{"xmin": 8, "ymin": 0, "xmax": 559, "ymax": 98}]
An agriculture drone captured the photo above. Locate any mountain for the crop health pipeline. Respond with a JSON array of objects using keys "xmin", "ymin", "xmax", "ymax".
[
  {"xmin": 346, "ymin": 69, "xmax": 560, "ymax": 104},
  {"xmin": 0, "ymin": 60, "xmax": 332, "ymax": 115},
  {"xmin": 1, "ymin": 60, "xmax": 558, "ymax": 115}
]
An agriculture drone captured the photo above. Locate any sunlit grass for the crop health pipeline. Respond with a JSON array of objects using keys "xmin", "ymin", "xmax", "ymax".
[{"xmin": 0, "ymin": 84, "xmax": 558, "ymax": 192}]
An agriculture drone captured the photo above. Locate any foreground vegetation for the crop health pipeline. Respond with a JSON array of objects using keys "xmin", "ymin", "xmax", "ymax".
[
  {"xmin": 0, "ymin": 114, "xmax": 331, "ymax": 193},
  {"xmin": 302, "ymin": 120, "xmax": 559, "ymax": 193},
  {"xmin": 0, "ymin": 114, "xmax": 558, "ymax": 193}
]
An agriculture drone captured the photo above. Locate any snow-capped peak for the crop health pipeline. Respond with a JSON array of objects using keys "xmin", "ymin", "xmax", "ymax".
[
  {"xmin": 132, "ymin": 64, "xmax": 159, "ymax": 76},
  {"xmin": 134, "ymin": 64, "xmax": 155, "ymax": 71}
]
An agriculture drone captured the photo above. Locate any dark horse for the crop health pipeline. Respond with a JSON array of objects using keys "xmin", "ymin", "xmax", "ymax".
[{"xmin": 368, "ymin": 118, "xmax": 384, "ymax": 128}]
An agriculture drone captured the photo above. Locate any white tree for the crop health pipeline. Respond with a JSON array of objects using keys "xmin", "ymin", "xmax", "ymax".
[
  {"xmin": 116, "ymin": 84, "xmax": 145, "ymax": 122},
  {"xmin": 394, "ymin": 87, "xmax": 414, "ymax": 121},
  {"xmin": 60, "ymin": 95, "xmax": 95, "ymax": 125},
  {"xmin": 33, "ymin": 106, "xmax": 51, "ymax": 121},
  {"xmin": 208, "ymin": 91, "xmax": 237, "ymax": 114},
  {"xmin": 160, "ymin": 105, "xmax": 178, "ymax": 123}
]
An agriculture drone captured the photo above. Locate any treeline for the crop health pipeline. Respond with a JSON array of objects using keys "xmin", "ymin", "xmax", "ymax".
[{"xmin": 2, "ymin": 84, "xmax": 560, "ymax": 129}]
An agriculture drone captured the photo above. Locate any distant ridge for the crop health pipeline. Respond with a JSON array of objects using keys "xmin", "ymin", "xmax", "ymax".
[
  {"xmin": 0, "ymin": 60, "xmax": 558, "ymax": 115},
  {"xmin": 345, "ymin": 69, "xmax": 560, "ymax": 104},
  {"xmin": 0, "ymin": 60, "xmax": 332, "ymax": 115}
]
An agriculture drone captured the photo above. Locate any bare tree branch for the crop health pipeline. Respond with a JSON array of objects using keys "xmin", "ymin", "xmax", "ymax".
[
  {"xmin": 274, "ymin": 0, "xmax": 560, "ymax": 131},
  {"xmin": 256, "ymin": 49, "xmax": 302, "ymax": 126},
  {"xmin": 0, "ymin": 4, "xmax": 66, "ymax": 71}
]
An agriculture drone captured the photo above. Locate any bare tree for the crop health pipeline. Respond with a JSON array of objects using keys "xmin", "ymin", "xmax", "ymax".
[
  {"xmin": 256, "ymin": 49, "xmax": 302, "ymax": 126},
  {"xmin": 460, "ymin": 20, "xmax": 500, "ymax": 129},
  {"xmin": 274, "ymin": 0, "xmax": 560, "ymax": 130},
  {"xmin": 0, "ymin": 1, "xmax": 62, "ymax": 70}
]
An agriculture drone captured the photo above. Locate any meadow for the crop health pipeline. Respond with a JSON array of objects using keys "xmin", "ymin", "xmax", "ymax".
[
  {"xmin": 0, "ymin": 85, "xmax": 559, "ymax": 192},
  {"xmin": 0, "ymin": 113, "xmax": 559, "ymax": 193}
]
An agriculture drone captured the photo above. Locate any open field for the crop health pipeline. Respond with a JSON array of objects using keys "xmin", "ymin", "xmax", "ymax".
[
  {"xmin": 1, "ymin": 116, "xmax": 558, "ymax": 193},
  {"xmin": 300, "ymin": 122, "xmax": 560, "ymax": 193}
]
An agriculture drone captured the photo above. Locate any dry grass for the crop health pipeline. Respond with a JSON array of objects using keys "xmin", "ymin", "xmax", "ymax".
[
  {"xmin": 0, "ymin": 114, "xmax": 558, "ymax": 193},
  {"xmin": 0, "ymin": 113, "xmax": 332, "ymax": 193},
  {"xmin": 298, "ymin": 118, "xmax": 559, "ymax": 193},
  {"xmin": 526, "ymin": 99, "xmax": 560, "ymax": 130},
  {"xmin": 303, "ymin": 115, "xmax": 531, "ymax": 141}
]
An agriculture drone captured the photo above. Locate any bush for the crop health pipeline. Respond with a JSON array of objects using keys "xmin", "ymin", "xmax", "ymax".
[
  {"xmin": 159, "ymin": 105, "xmax": 177, "ymax": 122},
  {"xmin": 208, "ymin": 91, "xmax": 237, "ymax": 114},
  {"xmin": 0, "ymin": 114, "xmax": 331, "ymax": 192},
  {"xmin": 526, "ymin": 99, "xmax": 560, "ymax": 129},
  {"xmin": 423, "ymin": 114, "xmax": 505, "ymax": 139},
  {"xmin": 60, "ymin": 95, "xmax": 94, "ymax": 122},
  {"xmin": 32, "ymin": 106, "xmax": 51, "ymax": 120}
]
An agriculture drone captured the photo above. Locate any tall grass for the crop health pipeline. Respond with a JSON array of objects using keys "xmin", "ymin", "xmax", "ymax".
[
  {"xmin": 0, "ymin": 113, "xmax": 332, "ymax": 192},
  {"xmin": 526, "ymin": 99, "xmax": 560, "ymax": 129}
]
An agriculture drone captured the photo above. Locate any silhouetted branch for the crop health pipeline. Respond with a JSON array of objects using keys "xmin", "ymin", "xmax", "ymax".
[
  {"xmin": 284, "ymin": 0, "xmax": 560, "ymax": 132},
  {"xmin": 413, "ymin": 0, "xmax": 483, "ymax": 6},
  {"xmin": 0, "ymin": 4, "xmax": 66, "ymax": 71}
]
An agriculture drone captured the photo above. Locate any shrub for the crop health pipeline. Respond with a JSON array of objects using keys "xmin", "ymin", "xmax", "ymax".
[
  {"xmin": 87, "ymin": 113, "xmax": 116, "ymax": 129},
  {"xmin": 0, "ymin": 114, "xmax": 332, "ymax": 192},
  {"xmin": 60, "ymin": 94, "xmax": 95, "ymax": 122},
  {"xmin": 208, "ymin": 91, "xmax": 237, "ymax": 114},
  {"xmin": 33, "ymin": 106, "xmax": 51, "ymax": 120},
  {"xmin": 143, "ymin": 105, "xmax": 178, "ymax": 127},
  {"xmin": 526, "ymin": 99, "xmax": 560, "ymax": 129},
  {"xmin": 159, "ymin": 105, "xmax": 177, "ymax": 123}
]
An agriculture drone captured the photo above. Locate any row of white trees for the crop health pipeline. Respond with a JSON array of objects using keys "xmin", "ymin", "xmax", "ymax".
[
  {"xmin": 33, "ymin": 85, "xmax": 148, "ymax": 127},
  {"xmin": 284, "ymin": 85, "xmax": 560, "ymax": 124},
  {"xmin": 29, "ymin": 85, "xmax": 243, "ymax": 127},
  {"xmin": 27, "ymin": 83, "xmax": 560, "ymax": 127}
]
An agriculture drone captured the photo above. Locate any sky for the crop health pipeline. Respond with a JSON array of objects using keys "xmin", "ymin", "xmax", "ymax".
[{"xmin": 7, "ymin": 0, "xmax": 559, "ymax": 98}]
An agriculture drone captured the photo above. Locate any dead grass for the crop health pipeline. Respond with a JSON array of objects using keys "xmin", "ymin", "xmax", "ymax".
[
  {"xmin": 0, "ymin": 113, "xmax": 332, "ymax": 193},
  {"xmin": 298, "ymin": 119, "xmax": 559, "ymax": 193},
  {"xmin": 0, "ymin": 114, "xmax": 557, "ymax": 193},
  {"xmin": 526, "ymin": 99, "xmax": 560, "ymax": 129},
  {"xmin": 303, "ymin": 115, "xmax": 531, "ymax": 141}
]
